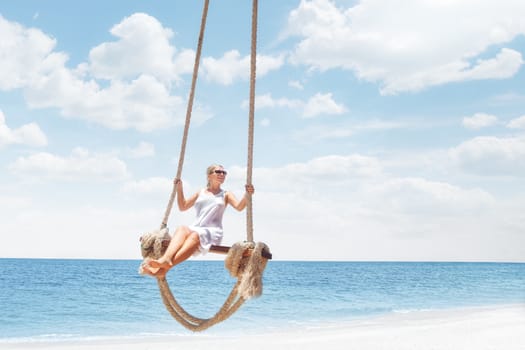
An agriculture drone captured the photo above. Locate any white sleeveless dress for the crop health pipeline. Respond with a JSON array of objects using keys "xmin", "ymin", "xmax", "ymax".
[{"xmin": 189, "ymin": 188, "xmax": 226, "ymax": 255}]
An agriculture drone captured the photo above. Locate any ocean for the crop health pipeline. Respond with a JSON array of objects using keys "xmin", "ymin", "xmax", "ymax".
[{"xmin": 0, "ymin": 259, "xmax": 524, "ymax": 343}]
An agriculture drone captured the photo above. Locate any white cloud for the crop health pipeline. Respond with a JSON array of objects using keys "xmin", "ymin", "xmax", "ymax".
[
  {"xmin": 288, "ymin": 80, "xmax": 304, "ymax": 90},
  {"xmin": 202, "ymin": 50, "xmax": 249, "ymax": 85},
  {"xmin": 0, "ymin": 193, "xmax": 32, "ymax": 210},
  {"xmin": 8, "ymin": 147, "xmax": 130, "ymax": 181},
  {"xmin": 0, "ymin": 110, "xmax": 47, "ymax": 148},
  {"xmin": 126, "ymin": 141, "xmax": 155, "ymax": 158},
  {"xmin": 294, "ymin": 124, "xmax": 353, "ymax": 141},
  {"xmin": 0, "ymin": 202, "xmax": 161, "ymax": 259},
  {"xmin": 462, "ymin": 113, "xmax": 498, "ymax": 130},
  {"xmin": 284, "ymin": 0, "xmax": 525, "ymax": 94},
  {"xmin": 121, "ymin": 176, "xmax": 172, "ymax": 195},
  {"xmin": 298, "ymin": 154, "xmax": 382, "ymax": 178},
  {"xmin": 1, "ymin": 14, "xmax": 193, "ymax": 132},
  {"xmin": 507, "ymin": 115, "xmax": 525, "ymax": 129},
  {"xmin": 249, "ymin": 92, "xmax": 346, "ymax": 118},
  {"xmin": 492, "ymin": 92, "xmax": 525, "ymax": 104},
  {"xmin": 293, "ymin": 119, "xmax": 406, "ymax": 141},
  {"xmin": 241, "ymin": 154, "xmax": 522, "ymax": 261},
  {"xmin": 0, "ymin": 14, "xmax": 60, "ymax": 90},
  {"xmin": 88, "ymin": 13, "xmax": 181, "ymax": 83},
  {"xmin": 462, "ymin": 48, "xmax": 523, "ymax": 80},
  {"xmin": 253, "ymin": 154, "xmax": 383, "ymax": 193},
  {"xmin": 26, "ymin": 72, "xmax": 186, "ymax": 132},
  {"xmin": 252, "ymin": 93, "xmax": 302, "ymax": 110},
  {"xmin": 365, "ymin": 177, "xmax": 493, "ymax": 216},
  {"xmin": 202, "ymin": 50, "xmax": 284, "ymax": 85},
  {"xmin": 450, "ymin": 136, "xmax": 525, "ymax": 176},
  {"xmin": 260, "ymin": 118, "xmax": 270, "ymax": 127},
  {"xmin": 302, "ymin": 92, "xmax": 346, "ymax": 118},
  {"xmin": 0, "ymin": 13, "xmax": 282, "ymax": 132}
]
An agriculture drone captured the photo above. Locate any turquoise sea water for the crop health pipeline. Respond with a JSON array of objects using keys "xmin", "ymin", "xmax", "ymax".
[{"xmin": 0, "ymin": 259, "xmax": 524, "ymax": 342}]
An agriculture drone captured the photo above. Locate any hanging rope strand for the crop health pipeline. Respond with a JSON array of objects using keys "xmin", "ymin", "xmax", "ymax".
[
  {"xmin": 161, "ymin": 0, "xmax": 210, "ymax": 229},
  {"xmin": 158, "ymin": 278, "xmax": 246, "ymax": 332},
  {"xmin": 246, "ymin": 0, "xmax": 258, "ymax": 243}
]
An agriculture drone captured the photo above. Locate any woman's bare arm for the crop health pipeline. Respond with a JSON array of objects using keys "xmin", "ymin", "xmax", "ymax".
[{"xmin": 175, "ymin": 179, "xmax": 199, "ymax": 211}]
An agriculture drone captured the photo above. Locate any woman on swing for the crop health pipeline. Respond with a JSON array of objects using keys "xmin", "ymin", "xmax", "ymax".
[{"xmin": 144, "ymin": 164, "xmax": 254, "ymax": 278}]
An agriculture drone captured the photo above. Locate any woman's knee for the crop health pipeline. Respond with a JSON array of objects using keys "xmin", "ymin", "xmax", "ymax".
[
  {"xmin": 188, "ymin": 232, "xmax": 200, "ymax": 244},
  {"xmin": 175, "ymin": 226, "xmax": 191, "ymax": 237}
]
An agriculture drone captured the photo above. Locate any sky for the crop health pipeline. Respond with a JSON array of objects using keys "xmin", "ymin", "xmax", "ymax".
[{"xmin": 1, "ymin": 0, "xmax": 524, "ymax": 262}]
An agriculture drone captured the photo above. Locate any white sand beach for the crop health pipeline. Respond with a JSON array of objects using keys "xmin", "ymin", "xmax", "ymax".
[{"xmin": 3, "ymin": 305, "xmax": 525, "ymax": 350}]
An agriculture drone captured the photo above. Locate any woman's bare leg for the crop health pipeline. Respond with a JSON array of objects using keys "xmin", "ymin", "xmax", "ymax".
[
  {"xmin": 149, "ymin": 226, "xmax": 191, "ymax": 269},
  {"xmin": 146, "ymin": 232, "xmax": 200, "ymax": 278},
  {"xmin": 169, "ymin": 232, "xmax": 200, "ymax": 267}
]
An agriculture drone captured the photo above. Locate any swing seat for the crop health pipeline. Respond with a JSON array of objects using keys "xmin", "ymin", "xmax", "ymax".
[
  {"xmin": 158, "ymin": 239, "xmax": 272, "ymax": 259},
  {"xmin": 210, "ymin": 244, "xmax": 272, "ymax": 259}
]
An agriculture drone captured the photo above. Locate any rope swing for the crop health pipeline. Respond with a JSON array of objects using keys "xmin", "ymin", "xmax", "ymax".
[{"xmin": 139, "ymin": 0, "xmax": 272, "ymax": 332}]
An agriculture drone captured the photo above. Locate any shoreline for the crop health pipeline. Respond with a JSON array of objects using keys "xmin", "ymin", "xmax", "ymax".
[{"xmin": 3, "ymin": 304, "xmax": 524, "ymax": 350}]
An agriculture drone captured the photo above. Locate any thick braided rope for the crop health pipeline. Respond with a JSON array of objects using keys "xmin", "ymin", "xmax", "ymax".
[
  {"xmin": 156, "ymin": 240, "xmax": 268, "ymax": 332},
  {"xmin": 245, "ymin": 0, "xmax": 258, "ymax": 243},
  {"xmin": 160, "ymin": 0, "xmax": 210, "ymax": 229},
  {"xmin": 158, "ymin": 279, "xmax": 245, "ymax": 332}
]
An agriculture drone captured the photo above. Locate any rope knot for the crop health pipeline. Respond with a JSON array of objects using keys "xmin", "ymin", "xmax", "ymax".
[
  {"xmin": 138, "ymin": 228, "xmax": 170, "ymax": 274},
  {"xmin": 225, "ymin": 241, "xmax": 270, "ymax": 300}
]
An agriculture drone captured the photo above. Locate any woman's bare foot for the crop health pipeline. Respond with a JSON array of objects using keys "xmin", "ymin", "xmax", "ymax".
[
  {"xmin": 149, "ymin": 258, "xmax": 172, "ymax": 270},
  {"xmin": 142, "ymin": 263, "xmax": 167, "ymax": 278}
]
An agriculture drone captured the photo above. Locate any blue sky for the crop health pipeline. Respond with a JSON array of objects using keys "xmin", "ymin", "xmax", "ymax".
[{"xmin": 1, "ymin": 0, "xmax": 524, "ymax": 261}]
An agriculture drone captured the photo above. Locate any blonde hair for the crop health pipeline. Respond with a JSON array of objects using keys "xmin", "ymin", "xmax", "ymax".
[
  {"xmin": 206, "ymin": 164, "xmax": 223, "ymax": 188},
  {"xmin": 206, "ymin": 164, "xmax": 223, "ymax": 175}
]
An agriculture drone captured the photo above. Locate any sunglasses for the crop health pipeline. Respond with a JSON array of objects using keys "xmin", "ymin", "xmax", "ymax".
[{"xmin": 213, "ymin": 170, "xmax": 228, "ymax": 175}]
